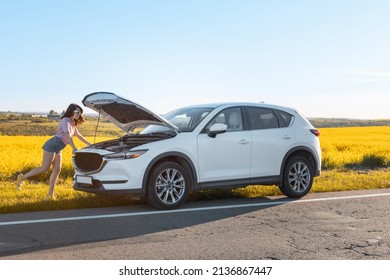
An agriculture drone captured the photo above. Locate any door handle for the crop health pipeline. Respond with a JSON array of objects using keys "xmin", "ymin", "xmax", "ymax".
[{"xmin": 238, "ymin": 139, "xmax": 249, "ymax": 144}]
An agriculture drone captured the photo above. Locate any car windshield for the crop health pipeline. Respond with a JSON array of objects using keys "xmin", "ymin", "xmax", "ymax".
[
  {"xmin": 124, "ymin": 106, "xmax": 213, "ymax": 135},
  {"xmin": 163, "ymin": 107, "xmax": 214, "ymax": 132}
]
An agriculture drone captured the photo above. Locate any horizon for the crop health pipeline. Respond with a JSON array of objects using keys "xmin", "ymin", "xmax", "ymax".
[{"xmin": 1, "ymin": 1, "xmax": 390, "ymax": 119}]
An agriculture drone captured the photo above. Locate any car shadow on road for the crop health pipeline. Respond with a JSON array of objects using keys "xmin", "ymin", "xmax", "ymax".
[{"xmin": 0, "ymin": 196, "xmax": 298, "ymax": 258}]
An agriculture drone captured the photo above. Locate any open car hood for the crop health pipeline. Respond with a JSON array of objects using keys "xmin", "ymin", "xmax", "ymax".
[{"xmin": 82, "ymin": 92, "xmax": 179, "ymax": 133}]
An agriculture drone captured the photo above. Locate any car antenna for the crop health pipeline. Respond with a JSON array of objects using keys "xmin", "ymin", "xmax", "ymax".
[{"xmin": 94, "ymin": 108, "xmax": 101, "ymax": 144}]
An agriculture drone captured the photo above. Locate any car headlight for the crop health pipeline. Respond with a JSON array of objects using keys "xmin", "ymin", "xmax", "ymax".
[{"xmin": 103, "ymin": 149, "xmax": 148, "ymax": 160}]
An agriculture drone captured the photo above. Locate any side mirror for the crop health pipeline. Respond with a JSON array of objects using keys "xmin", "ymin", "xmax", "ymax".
[{"xmin": 208, "ymin": 123, "xmax": 227, "ymax": 138}]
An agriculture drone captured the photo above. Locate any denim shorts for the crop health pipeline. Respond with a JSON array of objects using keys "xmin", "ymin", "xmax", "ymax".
[{"xmin": 42, "ymin": 136, "xmax": 66, "ymax": 153}]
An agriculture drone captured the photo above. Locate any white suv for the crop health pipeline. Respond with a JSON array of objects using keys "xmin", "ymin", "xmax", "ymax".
[{"xmin": 73, "ymin": 92, "xmax": 321, "ymax": 209}]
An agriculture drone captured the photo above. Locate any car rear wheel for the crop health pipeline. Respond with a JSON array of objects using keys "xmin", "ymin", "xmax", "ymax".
[
  {"xmin": 146, "ymin": 161, "xmax": 190, "ymax": 209},
  {"xmin": 279, "ymin": 156, "xmax": 313, "ymax": 198}
]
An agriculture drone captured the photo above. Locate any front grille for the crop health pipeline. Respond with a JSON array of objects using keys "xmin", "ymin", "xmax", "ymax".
[{"xmin": 74, "ymin": 152, "xmax": 104, "ymax": 173}]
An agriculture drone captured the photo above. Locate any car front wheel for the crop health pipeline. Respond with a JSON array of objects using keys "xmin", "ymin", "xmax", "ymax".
[
  {"xmin": 279, "ymin": 156, "xmax": 314, "ymax": 198},
  {"xmin": 146, "ymin": 161, "xmax": 190, "ymax": 209}
]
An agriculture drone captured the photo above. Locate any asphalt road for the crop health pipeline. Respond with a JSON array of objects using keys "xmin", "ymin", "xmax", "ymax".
[{"xmin": 1, "ymin": 189, "xmax": 390, "ymax": 260}]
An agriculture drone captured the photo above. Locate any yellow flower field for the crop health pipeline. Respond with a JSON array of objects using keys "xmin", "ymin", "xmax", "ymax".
[
  {"xmin": 0, "ymin": 135, "xmax": 112, "ymax": 181},
  {"xmin": 320, "ymin": 126, "xmax": 390, "ymax": 169},
  {"xmin": 1, "ymin": 126, "xmax": 389, "ymax": 180},
  {"xmin": 0, "ymin": 126, "xmax": 389, "ymax": 213}
]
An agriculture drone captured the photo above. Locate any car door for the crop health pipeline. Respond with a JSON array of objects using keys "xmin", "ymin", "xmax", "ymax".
[
  {"xmin": 246, "ymin": 107, "xmax": 295, "ymax": 178},
  {"xmin": 197, "ymin": 107, "xmax": 251, "ymax": 183}
]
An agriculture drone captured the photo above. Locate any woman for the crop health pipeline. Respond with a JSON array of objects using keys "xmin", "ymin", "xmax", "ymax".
[{"xmin": 16, "ymin": 103, "xmax": 92, "ymax": 199}]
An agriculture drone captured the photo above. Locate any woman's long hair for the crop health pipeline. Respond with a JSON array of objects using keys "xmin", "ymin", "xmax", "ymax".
[{"xmin": 61, "ymin": 103, "xmax": 86, "ymax": 126}]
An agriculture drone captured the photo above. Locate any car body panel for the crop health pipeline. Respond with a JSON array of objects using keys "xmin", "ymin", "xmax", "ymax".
[
  {"xmin": 249, "ymin": 127, "xmax": 296, "ymax": 177},
  {"xmin": 197, "ymin": 130, "xmax": 251, "ymax": 181}
]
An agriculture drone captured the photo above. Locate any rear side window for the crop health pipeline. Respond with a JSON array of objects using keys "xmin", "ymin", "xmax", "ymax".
[
  {"xmin": 247, "ymin": 107, "xmax": 279, "ymax": 129},
  {"xmin": 274, "ymin": 109, "xmax": 293, "ymax": 128},
  {"xmin": 246, "ymin": 107, "xmax": 293, "ymax": 130}
]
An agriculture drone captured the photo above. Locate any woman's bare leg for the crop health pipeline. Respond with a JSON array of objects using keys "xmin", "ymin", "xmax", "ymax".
[
  {"xmin": 48, "ymin": 152, "xmax": 62, "ymax": 197},
  {"xmin": 21, "ymin": 150, "xmax": 55, "ymax": 181}
]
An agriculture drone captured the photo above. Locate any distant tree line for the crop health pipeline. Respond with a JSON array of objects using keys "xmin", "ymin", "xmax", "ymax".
[{"xmin": 309, "ymin": 118, "xmax": 390, "ymax": 128}]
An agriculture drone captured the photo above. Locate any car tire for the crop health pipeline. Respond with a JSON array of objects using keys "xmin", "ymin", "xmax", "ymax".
[
  {"xmin": 279, "ymin": 156, "xmax": 314, "ymax": 198},
  {"xmin": 146, "ymin": 161, "xmax": 190, "ymax": 210}
]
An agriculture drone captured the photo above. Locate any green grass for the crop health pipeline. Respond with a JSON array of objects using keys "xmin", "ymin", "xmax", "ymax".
[{"xmin": 0, "ymin": 178, "xmax": 138, "ymax": 214}]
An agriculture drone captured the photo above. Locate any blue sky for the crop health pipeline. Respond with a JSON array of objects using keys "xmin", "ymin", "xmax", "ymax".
[{"xmin": 1, "ymin": 0, "xmax": 389, "ymax": 119}]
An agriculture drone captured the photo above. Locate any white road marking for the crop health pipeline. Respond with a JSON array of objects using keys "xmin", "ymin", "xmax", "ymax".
[{"xmin": 1, "ymin": 192, "xmax": 390, "ymax": 226}]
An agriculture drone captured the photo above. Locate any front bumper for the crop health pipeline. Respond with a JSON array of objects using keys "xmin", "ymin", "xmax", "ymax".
[
  {"xmin": 73, "ymin": 179, "xmax": 144, "ymax": 197},
  {"xmin": 72, "ymin": 152, "xmax": 152, "ymax": 196}
]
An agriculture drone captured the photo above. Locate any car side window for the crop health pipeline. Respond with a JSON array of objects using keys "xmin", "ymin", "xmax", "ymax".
[
  {"xmin": 205, "ymin": 107, "xmax": 243, "ymax": 132},
  {"xmin": 274, "ymin": 109, "xmax": 293, "ymax": 127},
  {"xmin": 247, "ymin": 107, "xmax": 279, "ymax": 130}
]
